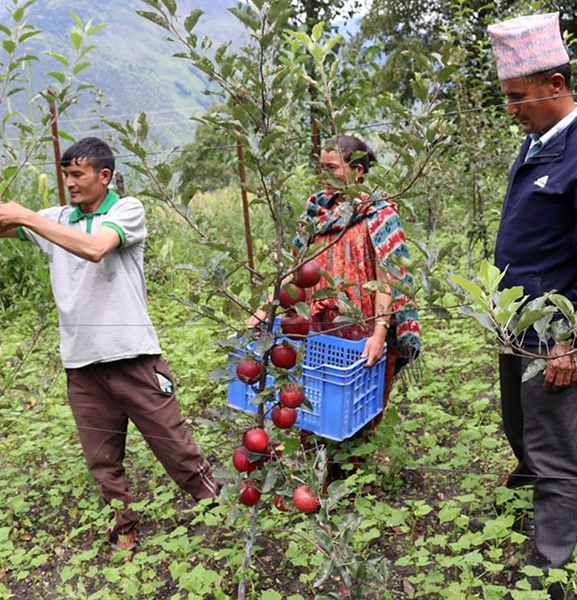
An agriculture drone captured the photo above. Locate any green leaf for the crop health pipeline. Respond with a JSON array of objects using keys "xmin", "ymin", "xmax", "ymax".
[
  {"xmin": 59, "ymin": 130, "xmax": 76, "ymax": 142},
  {"xmin": 448, "ymin": 274, "xmax": 485, "ymax": 302},
  {"xmin": 439, "ymin": 504, "xmax": 460, "ymax": 524},
  {"xmin": 322, "ymin": 33, "xmax": 342, "ymax": 55},
  {"xmin": 161, "ymin": 0, "xmax": 177, "ymax": 15},
  {"xmin": 260, "ymin": 466, "xmax": 281, "ymax": 494},
  {"xmin": 521, "ymin": 359, "xmax": 546, "ymax": 382},
  {"xmin": 47, "ymin": 72, "xmax": 66, "ymax": 84},
  {"xmin": 79, "ymin": 44, "xmax": 96, "ymax": 58},
  {"xmin": 136, "ymin": 10, "xmax": 170, "ymax": 30},
  {"xmin": 69, "ymin": 31, "xmax": 83, "ymax": 51},
  {"xmin": 87, "ymin": 23, "xmax": 109, "ymax": 36},
  {"xmin": 430, "ymin": 306, "xmax": 452, "ymax": 320},
  {"xmin": 2, "ymin": 40, "xmax": 16, "ymax": 53},
  {"xmin": 154, "ymin": 163, "xmax": 172, "ymax": 187},
  {"xmin": 479, "ymin": 260, "xmax": 505, "ymax": 294},
  {"xmin": 44, "ymin": 51, "xmax": 69, "ymax": 67},
  {"xmin": 68, "ymin": 11, "xmax": 84, "ymax": 29},
  {"xmin": 6, "ymin": 87, "xmax": 25, "ymax": 97},
  {"xmin": 73, "ymin": 62, "xmax": 91, "ymax": 75},
  {"xmin": 311, "ymin": 21, "xmax": 325, "ymax": 43},
  {"xmin": 494, "ymin": 308, "xmax": 514, "ymax": 326},
  {"xmin": 134, "ymin": 111, "xmax": 149, "ymax": 141},
  {"xmin": 313, "ymin": 556, "xmax": 335, "ymax": 586},
  {"xmin": 458, "ymin": 305, "xmax": 497, "ymax": 333},
  {"xmin": 516, "ymin": 309, "xmax": 548, "ymax": 331},
  {"xmin": 184, "ymin": 9, "xmax": 203, "ymax": 33},
  {"xmin": 261, "ymin": 592, "xmax": 282, "ymax": 600},
  {"xmin": 229, "ymin": 6, "xmax": 258, "ymax": 32},
  {"xmin": 14, "ymin": 53, "xmax": 38, "ymax": 65},
  {"xmin": 411, "ymin": 77, "xmax": 429, "ymax": 103},
  {"xmin": 549, "ymin": 293, "xmax": 575, "ymax": 325},
  {"xmin": 497, "ymin": 286, "xmax": 526, "ymax": 309}
]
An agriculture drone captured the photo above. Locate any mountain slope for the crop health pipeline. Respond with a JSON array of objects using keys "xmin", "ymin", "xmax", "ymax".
[{"xmin": 3, "ymin": 0, "xmax": 244, "ymax": 146}]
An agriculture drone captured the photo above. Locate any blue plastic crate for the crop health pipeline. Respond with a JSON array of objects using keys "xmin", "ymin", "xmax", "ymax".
[{"xmin": 227, "ymin": 330, "xmax": 386, "ymax": 441}]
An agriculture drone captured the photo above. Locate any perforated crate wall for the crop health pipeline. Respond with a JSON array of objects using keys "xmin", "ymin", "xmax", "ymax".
[{"xmin": 228, "ymin": 331, "xmax": 386, "ymax": 441}]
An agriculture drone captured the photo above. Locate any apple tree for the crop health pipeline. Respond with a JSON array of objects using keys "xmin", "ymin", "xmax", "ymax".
[{"xmin": 113, "ymin": 0, "xmax": 457, "ymax": 596}]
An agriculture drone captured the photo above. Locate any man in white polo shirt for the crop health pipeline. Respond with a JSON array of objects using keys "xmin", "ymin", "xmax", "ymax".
[{"xmin": 0, "ymin": 137, "xmax": 219, "ymax": 555}]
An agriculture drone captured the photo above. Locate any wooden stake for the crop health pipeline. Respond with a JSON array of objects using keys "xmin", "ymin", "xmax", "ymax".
[
  {"xmin": 48, "ymin": 93, "xmax": 66, "ymax": 206},
  {"xmin": 234, "ymin": 109, "xmax": 255, "ymax": 285}
]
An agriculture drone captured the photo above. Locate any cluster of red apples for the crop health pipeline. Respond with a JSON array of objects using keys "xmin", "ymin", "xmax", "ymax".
[{"xmin": 233, "ymin": 260, "xmax": 322, "ymax": 513}]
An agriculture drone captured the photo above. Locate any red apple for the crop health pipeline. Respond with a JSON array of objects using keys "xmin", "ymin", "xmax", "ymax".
[
  {"xmin": 232, "ymin": 446, "xmax": 260, "ymax": 473},
  {"xmin": 239, "ymin": 480, "xmax": 261, "ymax": 506},
  {"xmin": 280, "ymin": 312, "xmax": 311, "ymax": 340},
  {"xmin": 294, "ymin": 259, "xmax": 321, "ymax": 288},
  {"xmin": 236, "ymin": 359, "xmax": 262, "ymax": 384},
  {"xmin": 273, "ymin": 494, "xmax": 289, "ymax": 512},
  {"xmin": 279, "ymin": 384, "xmax": 304, "ymax": 409},
  {"xmin": 278, "ymin": 283, "xmax": 306, "ymax": 309},
  {"xmin": 292, "ymin": 484, "xmax": 319, "ymax": 513},
  {"xmin": 262, "ymin": 443, "xmax": 283, "ymax": 462},
  {"xmin": 242, "ymin": 427, "xmax": 269, "ymax": 453},
  {"xmin": 270, "ymin": 342, "xmax": 297, "ymax": 369},
  {"xmin": 271, "ymin": 404, "xmax": 297, "ymax": 429}
]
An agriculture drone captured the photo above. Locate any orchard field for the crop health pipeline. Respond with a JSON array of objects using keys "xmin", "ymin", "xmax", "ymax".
[
  {"xmin": 1, "ymin": 0, "xmax": 576, "ymax": 598},
  {"xmin": 0, "ymin": 199, "xmax": 550, "ymax": 599}
]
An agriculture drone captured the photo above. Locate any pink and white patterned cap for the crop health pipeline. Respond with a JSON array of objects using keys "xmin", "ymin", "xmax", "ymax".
[{"xmin": 488, "ymin": 12, "xmax": 569, "ymax": 80}]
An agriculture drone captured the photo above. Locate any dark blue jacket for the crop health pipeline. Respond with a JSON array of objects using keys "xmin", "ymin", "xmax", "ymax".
[{"xmin": 495, "ymin": 119, "xmax": 577, "ymax": 345}]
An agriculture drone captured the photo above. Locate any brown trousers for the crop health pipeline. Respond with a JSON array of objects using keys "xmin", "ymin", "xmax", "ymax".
[{"xmin": 66, "ymin": 354, "xmax": 218, "ymax": 535}]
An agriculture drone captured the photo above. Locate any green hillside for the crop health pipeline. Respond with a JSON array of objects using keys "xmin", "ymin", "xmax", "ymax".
[{"xmin": 2, "ymin": 0, "xmax": 244, "ymax": 146}]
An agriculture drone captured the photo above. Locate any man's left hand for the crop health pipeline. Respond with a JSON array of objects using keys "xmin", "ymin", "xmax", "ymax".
[{"xmin": 543, "ymin": 343, "xmax": 577, "ymax": 390}]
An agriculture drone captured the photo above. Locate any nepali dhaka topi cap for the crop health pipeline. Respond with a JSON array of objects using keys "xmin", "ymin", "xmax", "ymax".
[{"xmin": 488, "ymin": 12, "xmax": 569, "ymax": 80}]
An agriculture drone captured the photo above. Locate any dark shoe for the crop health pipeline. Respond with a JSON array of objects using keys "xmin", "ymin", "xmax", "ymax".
[
  {"xmin": 512, "ymin": 513, "xmax": 535, "ymax": 539},
  {"xmin": 527, "ymin": 551, "xmax": 576, "ymax": 600},
  {"xmin": 528, "ymin": 579, "xmax": 575, "ymax": 600}
]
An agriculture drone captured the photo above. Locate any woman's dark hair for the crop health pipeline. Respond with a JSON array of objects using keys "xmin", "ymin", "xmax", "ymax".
[
  {"xmin": 61, "ymin": 137, "xmax": 115, "ymax": 176},
  {"xmin": 324, "ymin": 135, "xmax": 377, "ymax": 174}
]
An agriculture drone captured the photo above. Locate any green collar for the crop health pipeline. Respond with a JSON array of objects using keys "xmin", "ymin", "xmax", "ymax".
[{"xmin": 68, "ymin": 189, "xmax": 120, "ymax": 223}]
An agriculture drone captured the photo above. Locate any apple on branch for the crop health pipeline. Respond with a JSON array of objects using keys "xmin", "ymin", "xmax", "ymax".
[
  {"xmin": 293, "ymin": 259, "xmax": 321, "ymax": 288},
  {"xmin": 270, "ymin": 341, "xmax": 297, "ymax": 369},
  {"xmin": 242, "ymin": 427, "xmax": 269, "ymax": 453}
]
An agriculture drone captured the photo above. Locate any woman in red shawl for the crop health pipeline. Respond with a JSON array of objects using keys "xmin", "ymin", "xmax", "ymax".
[
  {"xmin": 297, "ymin": 135, "xmax": 421, "ymax": 408},
  {"xmin": 248, "ymin": 136, "xmax": 420, "ymax": 437}
]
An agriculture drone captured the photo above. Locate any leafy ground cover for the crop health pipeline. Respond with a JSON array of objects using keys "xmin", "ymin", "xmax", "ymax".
[{"xmin": 2, "ymin": 273, "xmax": 567, "ymax": 599}]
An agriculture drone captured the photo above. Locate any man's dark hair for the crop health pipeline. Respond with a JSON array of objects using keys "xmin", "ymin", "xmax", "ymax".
[
  {"xmin": 61, "ymin": 137, "xmax": 115, "ymax": 176},
  {"xmin": 324, "ymin": 135, "xmax": 377, "ymax": 174},
  {"xmin": 528, "ymin": 62, "xmax": 572, "ymax": 89}
]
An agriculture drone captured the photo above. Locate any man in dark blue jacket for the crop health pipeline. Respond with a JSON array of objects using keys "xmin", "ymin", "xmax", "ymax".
[{"xmin": 489, "ymin": 12, "xmax": 577, "ymax": 599}]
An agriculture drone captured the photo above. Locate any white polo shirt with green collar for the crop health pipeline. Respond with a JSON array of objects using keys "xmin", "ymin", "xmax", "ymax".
[{"xmin": 18, "ymin": 190, "xmax": 161, "ymax": 368}]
